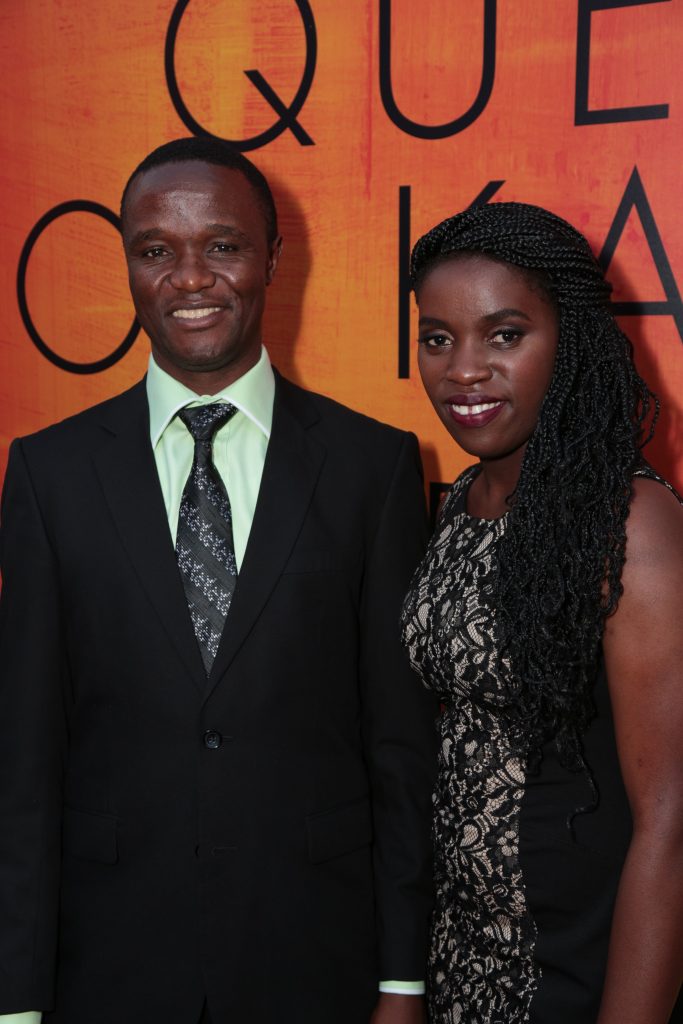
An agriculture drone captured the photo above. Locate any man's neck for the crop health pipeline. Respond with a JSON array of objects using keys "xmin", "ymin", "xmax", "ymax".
[{"xmin": 151, "ymin": 351, "xmax": 261, "ymax": 395}]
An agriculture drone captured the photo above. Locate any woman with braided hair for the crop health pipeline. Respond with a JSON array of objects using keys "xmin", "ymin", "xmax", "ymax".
[{"xmin": 401, "ymin": 202, "xmax": 683, "ymax": 1023}]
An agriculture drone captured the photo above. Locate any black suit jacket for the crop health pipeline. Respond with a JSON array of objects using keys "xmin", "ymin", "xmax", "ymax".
[{"xmin": 0, "ymin": 372, "xmax": 437, "ymax": 1023}]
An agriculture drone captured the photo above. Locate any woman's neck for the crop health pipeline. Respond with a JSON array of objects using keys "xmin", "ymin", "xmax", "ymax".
[{"xmin": 467, "ymin": 449, "xmax": 525, "ymax": 519}]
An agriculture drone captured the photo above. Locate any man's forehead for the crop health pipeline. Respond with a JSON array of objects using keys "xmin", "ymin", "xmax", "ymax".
[
  {"xmin": 128, "ymin": 161, "xmax": 251, "ymax": 202},
  {"xmin": 122, "ymin": 160, "xmax": 270, "ymax": 242}
]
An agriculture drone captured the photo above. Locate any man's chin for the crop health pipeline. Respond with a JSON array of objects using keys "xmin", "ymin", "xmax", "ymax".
[
  {"xmin": 153, "ymin": 340, "xmax": 234, "ymax": 373},
  {"xmin": 151, "ymin": 340, "xmax": 261, "ymax": 389}
]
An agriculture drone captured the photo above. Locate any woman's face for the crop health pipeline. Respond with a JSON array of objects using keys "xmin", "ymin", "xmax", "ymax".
[{"xmin": 416, "ymin": 255, "xmax": 559, "ymax": 467}]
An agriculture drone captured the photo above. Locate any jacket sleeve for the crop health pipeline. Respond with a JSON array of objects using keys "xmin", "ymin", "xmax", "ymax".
[
  {"xmin": 0, "ymin": 440, "xmax": 67, "ymax": 1013},
  {"xmin": 359, "ymin": 431, "xmax": 438, "ymax": 982}
]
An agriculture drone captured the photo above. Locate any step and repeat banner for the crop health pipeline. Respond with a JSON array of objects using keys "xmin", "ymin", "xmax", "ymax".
[{"xmin": 1, "ymin": 0, "xmax": 681, "ymax": 506}]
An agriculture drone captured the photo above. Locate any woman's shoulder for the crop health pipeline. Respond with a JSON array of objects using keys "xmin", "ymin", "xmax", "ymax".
[
  {"xmin": 632, "ymin": 463, "xmax": 682, "ymax": 504},
  {"xmin": 626, "ymin": 466, "xmax": 683, "ymax": 569}
]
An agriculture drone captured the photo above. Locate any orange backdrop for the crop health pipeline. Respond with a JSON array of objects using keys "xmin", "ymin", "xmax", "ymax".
[{"xmin": 1, "ymin": 0, "xmax": 681, "ymax": 504}]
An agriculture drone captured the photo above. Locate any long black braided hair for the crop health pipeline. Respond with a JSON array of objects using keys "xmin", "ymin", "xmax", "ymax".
[{"xmin": 411, "ymin": 202, "xmax": 658, "ymax": 769}]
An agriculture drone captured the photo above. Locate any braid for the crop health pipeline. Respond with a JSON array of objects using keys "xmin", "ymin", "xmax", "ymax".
[{"xmin": 411, "ymin": 202, "xmax": 658, "ymax": 765}]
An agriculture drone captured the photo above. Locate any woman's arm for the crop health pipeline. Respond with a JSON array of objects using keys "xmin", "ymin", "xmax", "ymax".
[{"xmin": 598, "ymin": 476, "xmax": 683, "ymax": 1024}]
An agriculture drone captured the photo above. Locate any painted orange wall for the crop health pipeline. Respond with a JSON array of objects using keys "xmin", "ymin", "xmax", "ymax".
[{"xmin": 1, "ymin": 0, "xmax": 681, "ymax": 497}]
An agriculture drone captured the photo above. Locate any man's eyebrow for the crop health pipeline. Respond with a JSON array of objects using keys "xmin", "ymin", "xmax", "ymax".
[
  {"xmin": 127, "ymin": 224, "xmax": 250, "ymax": 247},
  {"xmin": 127, "ymin": 229, "xmax": 160, "ymax": 248},
  {"xmin": 205, "ymin": 223, "xmax": 249, "ymax": 240}
]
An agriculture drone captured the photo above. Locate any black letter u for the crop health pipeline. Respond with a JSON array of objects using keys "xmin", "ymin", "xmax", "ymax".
[{"xmin": 379, "ymin": 0, "xmax": 497, "ymax": 140}]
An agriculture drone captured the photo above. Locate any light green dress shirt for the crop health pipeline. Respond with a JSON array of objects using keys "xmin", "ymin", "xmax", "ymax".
[
  {"xmin": 3, "ymin": 350, "xmax": 420, "ymax": 1021},
  {"xmin": 148, "ymin": 346, "xmax": 274, "ymax": 566}
]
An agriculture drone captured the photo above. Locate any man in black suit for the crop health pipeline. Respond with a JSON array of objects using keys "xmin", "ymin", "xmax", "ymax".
[{"xmin": 0, "ymin": 138, "xmax": 436, "ymax": 1024}]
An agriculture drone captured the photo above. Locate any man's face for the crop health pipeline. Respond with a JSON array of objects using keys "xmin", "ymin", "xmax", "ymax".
[{"xmin": 122, "ymin": 161, "xmax": 281, "ymax": 391}]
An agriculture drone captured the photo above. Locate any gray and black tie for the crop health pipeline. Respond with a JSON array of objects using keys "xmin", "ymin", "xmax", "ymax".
[{"xmin": 175, "ymin": 403, "xmax": 239, "ymax": 674}]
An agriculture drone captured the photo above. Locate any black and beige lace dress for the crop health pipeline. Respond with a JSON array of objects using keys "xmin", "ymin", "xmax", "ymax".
[{"xmin": 400, "ymin": 464, "xmax": 677, "ymax": 1024}]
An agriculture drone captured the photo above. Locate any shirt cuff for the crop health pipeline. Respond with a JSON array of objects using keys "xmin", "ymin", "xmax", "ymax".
[
  {"xmin": 0, "ymin": 1015, "xmax": 42, "ymax": 1023},
  {"xmin": 379, "ymin": 980, "xmax": 425, "ymax": 994}
]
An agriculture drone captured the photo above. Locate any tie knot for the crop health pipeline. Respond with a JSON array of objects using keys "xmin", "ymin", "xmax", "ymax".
[{"xmin": 177, "ymin": 402, "xmax": 238, "ymax": 443}]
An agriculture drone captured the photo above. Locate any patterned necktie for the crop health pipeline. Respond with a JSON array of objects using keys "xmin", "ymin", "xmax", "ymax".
[{"xmin": 175, "ymin": 403, "xmax": 239, "ymax": 674}]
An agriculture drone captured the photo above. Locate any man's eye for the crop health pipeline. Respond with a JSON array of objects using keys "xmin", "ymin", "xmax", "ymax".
[
  {"xmin": 142, "ymin": 247, "xmax": 167, "ymax": 259},
  {"xmin": 213, "ymin": 243, "xmax": 237, "ymax": 253}
]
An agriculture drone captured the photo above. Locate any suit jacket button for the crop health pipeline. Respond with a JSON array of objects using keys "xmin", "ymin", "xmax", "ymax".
[{"xmin": 203, "ymin": 729, "xmax": 222, "ymax": 749}]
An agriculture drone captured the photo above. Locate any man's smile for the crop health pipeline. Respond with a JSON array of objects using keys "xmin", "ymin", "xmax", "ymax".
[{"xmin": 171, "ymin": 306, "xmax": 223, "ymax": 320}]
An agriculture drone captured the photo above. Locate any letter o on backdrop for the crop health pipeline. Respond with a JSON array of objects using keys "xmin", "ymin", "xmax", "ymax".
[{"xmin": 17, "ymin": 201, "xmax": 140, "ymax": 375}]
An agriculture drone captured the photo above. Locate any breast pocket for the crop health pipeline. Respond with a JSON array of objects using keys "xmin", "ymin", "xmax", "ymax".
[{"xmin": 282, "ymin": 550, "xmax": 339, "ymax": 574}]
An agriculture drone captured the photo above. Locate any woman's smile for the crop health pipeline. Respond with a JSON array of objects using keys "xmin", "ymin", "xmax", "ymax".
[{"xmin": 444, "ymin": 394, "xmax": 507, "ymax": 427}]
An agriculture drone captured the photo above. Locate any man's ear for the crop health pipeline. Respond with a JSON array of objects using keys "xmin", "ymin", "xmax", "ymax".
[{"xmin": 266, "ymin": 235, "xmax": 283, "ymax": 285}]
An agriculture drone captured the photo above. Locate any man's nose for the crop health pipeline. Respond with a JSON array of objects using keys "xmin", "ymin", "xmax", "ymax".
[
  {"xmin": 169, "ymin": 252, "xmax": 216, "ymax": 292},
  {"xmin": 444, "ymin": 339, "xmax": 492, "ymax": 385}
]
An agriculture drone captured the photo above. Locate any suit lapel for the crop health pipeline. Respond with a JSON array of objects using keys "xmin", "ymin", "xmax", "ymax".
[
  {"xmin": 93, "ymin": 381, "xmax": 207, "ymax": 692},
  {"xmin": 205, "ymin": 374, "xmax": 325, "ymax": 699}
]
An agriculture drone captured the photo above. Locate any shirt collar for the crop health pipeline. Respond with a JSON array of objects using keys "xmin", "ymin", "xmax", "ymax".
[{"xmin": 146, "ymin": 346, "xmax": 275, "ymax": 448}]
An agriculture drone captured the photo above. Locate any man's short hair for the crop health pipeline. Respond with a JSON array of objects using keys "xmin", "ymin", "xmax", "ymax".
[{"xmin": 120, "ymin": 136, "xmax": 279, "ymax": 243}]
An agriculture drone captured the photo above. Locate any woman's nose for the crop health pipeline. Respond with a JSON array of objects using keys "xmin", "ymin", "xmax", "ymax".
[{"xmin": 444, "ymin": 339, "xmax": 492, "ymax": 385}]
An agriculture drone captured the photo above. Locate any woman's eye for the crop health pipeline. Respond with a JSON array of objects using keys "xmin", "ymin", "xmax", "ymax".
[
  {"xmin": 492, "ymin": 328, "xmax": 523, "ymax": 346},
  {"xmin": 419, "ymin": 334, "xmax": 452, "ymax": 349}
]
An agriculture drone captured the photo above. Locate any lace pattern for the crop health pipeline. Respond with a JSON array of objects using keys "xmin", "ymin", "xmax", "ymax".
[{"xmin": 401, "ymin": 466, "xmax": 539, "ymax": 1023}]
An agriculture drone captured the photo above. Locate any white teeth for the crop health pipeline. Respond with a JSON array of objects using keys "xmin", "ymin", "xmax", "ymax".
[
  {"xmin": 172, "ymin": 307, "xmax": 221, "ymax": 319},
  {"xmin": 450, "ymin": 401, "xmax": 501, "ymax": 415}
]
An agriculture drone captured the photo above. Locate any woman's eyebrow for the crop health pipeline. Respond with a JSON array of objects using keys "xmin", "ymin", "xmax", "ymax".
[
  {"xmin": 480, "ymin": 307, "xmax": 532, "ymax": 324},
  {"xmin": 418, "ymin": 316, "xmax": 450, "ymax": 328}
]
